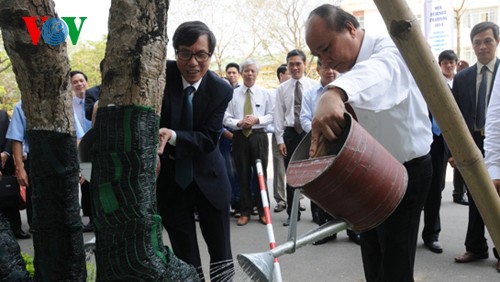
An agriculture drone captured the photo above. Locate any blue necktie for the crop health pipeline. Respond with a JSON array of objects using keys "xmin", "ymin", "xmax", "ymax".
[
  {"xmin": 175, "ymin": 86, "xmax": 195, "ymax": 188},
  {"xmin": 431, "ymin": 117, "xmax": 441, "ymax": 136},
  {"xmin": 476, "ymin": 65, "xmax": 488, "ymax": 130}
]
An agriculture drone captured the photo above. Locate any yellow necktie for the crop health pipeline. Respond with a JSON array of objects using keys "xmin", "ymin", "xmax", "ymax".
[{"xmin": 243, "ymin": 88, "xmax": 252, "ymax": 137}]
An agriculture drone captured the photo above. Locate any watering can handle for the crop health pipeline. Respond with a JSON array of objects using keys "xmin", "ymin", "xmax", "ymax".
[{"xmin": 345, "ymin": 103, "xmax": 358, "ymax": 121}]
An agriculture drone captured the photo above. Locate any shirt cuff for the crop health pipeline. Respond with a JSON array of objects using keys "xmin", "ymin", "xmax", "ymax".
[
  {"xmin": 168, "ymin": 130, "xmax": 177, "ymax": 146},
  {"xmin": 488, "ymin": 165, "xmax": 500, "ymax": 181}
]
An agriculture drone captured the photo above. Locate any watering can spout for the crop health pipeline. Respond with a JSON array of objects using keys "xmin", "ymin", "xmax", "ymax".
[{"xmin": 237, "ymin": 252, "xmax": 274, "ymax": 282}]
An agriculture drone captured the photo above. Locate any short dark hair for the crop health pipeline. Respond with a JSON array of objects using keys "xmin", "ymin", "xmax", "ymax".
[
  {"xmin": 173, "ymin": 21, "xmax": 216, "ymax": 54},
  {"xmin": 70, "ymin": 70, "xmax": 88, "ymax": 82},
  {"xmin": 286, "ymin": 49, "xmax": 307, "ymax": 63},
  {"xmin": 308, "ymin": 4, "xmax": 360, "ymax": 32},
  {"xmin": 438, "ymin": 50, "xmax": 458, "ymax": 64},
  {"xmin": 276, "ymin": 64, "xmax": 287, "ymax": 80},
  {"xmin": 470, "ymin": 21, "xmax": 499, "ymax": 42},
  {"xmin": 225, "ymin": 62, "xmax": 240, "ymax": 73}
]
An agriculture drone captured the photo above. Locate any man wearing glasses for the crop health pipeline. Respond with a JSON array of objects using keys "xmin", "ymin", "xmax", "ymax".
[{"xmin": 157, "ymin": 21, "xmax": 234, "ymax": 281}]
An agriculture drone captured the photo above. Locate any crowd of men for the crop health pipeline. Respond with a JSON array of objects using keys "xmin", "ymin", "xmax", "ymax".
[{"xmin": 1, "ymin": 3, "xmax": 500, "ymax": 281}]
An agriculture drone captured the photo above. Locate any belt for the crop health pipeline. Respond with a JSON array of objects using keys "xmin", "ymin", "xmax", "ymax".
[
  {"xmin": 404, "ymin": 153, "xmax": 430, "ymax": 167},
  {"xmin": 236, "ymin": 128, "xmax": 266, "ymax": 134}
]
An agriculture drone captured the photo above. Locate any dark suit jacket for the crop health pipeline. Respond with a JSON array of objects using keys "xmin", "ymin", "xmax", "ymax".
[
  {"xmin": 159, "ymin": 61, "xmax": 232, "ymax": 210},
  {"xmin": 0, "ymin": 110, "xmax": 14, "ymax": 174},
  {"xmin": 452, "ymin": 58, "xmax": 500, "ymax": 134},
  {"xmin": 84, "ymin": 85, "xmax": 101, "ymax": 120}
]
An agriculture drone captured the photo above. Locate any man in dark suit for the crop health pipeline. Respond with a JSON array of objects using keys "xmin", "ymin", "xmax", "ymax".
[
  {"xmin": 0, "ymin": 109, "xmax": 30, "ymax": 239},
  {"xmin": 156, "ymin": 21, "xmax": 234, "ymax": 282},
  {"xmin": 84, "ymin": 84, "xmax": 101, "ymax": 121},
  {"xmin": 451, "ymin": 21, "xmax": 499, "ymax": 266}
]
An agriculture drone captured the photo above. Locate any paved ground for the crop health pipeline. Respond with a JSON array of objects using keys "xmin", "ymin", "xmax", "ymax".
[{"xmin": 17, "ymin": 165, "xmax": 500, "ymax": 281}]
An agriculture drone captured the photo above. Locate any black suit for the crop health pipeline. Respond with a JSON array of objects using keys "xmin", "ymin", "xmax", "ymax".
[
  {"xmin": 157, "ymin": 61, "xmax": 233, "ymax": 281},
  {"xmin": 452, "ymin": 58, "xmax": 499, "ymax": 254}
]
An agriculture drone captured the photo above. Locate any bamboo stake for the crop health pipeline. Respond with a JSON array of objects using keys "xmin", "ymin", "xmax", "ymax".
[{"xmin": 372, "ymin": 0, "xmax": 500, "ymax": 250}]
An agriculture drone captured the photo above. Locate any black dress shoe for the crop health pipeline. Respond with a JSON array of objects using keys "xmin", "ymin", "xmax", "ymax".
[
  {"xmin": 313, "ymin": 234, "xmax": 337, "ymax": 245},
  {"xmin": 453, "ymin": 194, "xmax": 469, "ymax": 205},
  {"xmin": 82, "ymin": 222, "xmax": 94, "ymax": 233},
  {"xmin": 424, "ymin": 241, "xmax": 443, "ymax": 253},
  {"xmin": 13, "ymin": 229, "xmax": 31, "ymax": 239},
  {"xmin": 348, "ymin": 234, "xmax": 361, "ymax": 245},
  {"xmin": 283, "ymin": 216, "xmax": 301, "ymax": 226}
]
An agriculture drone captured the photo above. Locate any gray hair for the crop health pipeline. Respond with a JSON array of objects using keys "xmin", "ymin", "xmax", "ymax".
[{"xmin": 240, "ymin": 59, "xmax": 260, "ymax": 73}]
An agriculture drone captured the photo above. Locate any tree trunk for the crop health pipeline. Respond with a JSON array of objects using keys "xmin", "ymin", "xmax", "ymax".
[
  {"xmin": 91, "ymin": 0, "xmax": 197, "ymax": 280},
  {"xmin": 0, "ymin": 0, "xmax": 86, "ymax": 281}
]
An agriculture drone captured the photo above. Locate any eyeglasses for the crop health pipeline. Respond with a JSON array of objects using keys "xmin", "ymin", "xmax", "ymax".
[
  {"xmin": 176, "ymin": 50, "xmax": 212, "ymax": 62},
  {"xmin": 472, "ymin": 38, "xmax": 497, "ymax": 47}
]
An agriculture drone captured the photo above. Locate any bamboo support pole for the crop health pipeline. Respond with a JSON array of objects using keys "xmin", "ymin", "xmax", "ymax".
[{"xmin": 372, "ymin": 0, "xmax": 500, "ymax": 250}]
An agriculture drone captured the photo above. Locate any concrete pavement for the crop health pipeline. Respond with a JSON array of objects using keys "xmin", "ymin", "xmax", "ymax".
[{"xmin": 16, "ymin": 165, "xmax": 500, "ymax": 281}]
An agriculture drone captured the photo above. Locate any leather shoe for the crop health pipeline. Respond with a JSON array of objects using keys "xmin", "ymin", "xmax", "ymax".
[
  {"xmin": 274, "ymin": 203, "xmax": 286, "ymax": 213},
  {"xmin": 299, "ymin": 202, "xmax": 306, "ymax": 211},
  {"xmin": 424, "ymin": 241, "xmax": 443, "ymax": 254},
  {"xmin": 82, "ymin": 223, "xmax": 94, "ymax": 233},
  {"xmin": 237, "ymin": 216, "xmax": 250, "ymax": 226},
  {"xmin": 313, "ymin": 234, "xmax": 337, "ymax": 245},
  {"xmin": 455, "ymin": 251, "xmax": 488, "ymax": 263},
  {"xmin": 13, "ymin": 229, "xmax": 31, "ymax": 239},
  {"xmin": 496, "ymin": 260, "xmax": 500, "ymax": 272},
  {"xmin": 453, "ymin": 194, "xmax": 469, "ymax": 205},
  {"xmin": 259, "ymin": 216, "xmax": 267, "ymax": 225},
  {"xmin": 348, "ymin": 234, "xmax": 361, "ymax": 245},
  {"xmin": 283, "ymin": 216, "xmax": 300, "ymax": 226}
]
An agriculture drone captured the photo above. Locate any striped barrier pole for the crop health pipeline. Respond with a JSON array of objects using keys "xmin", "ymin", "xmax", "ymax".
[{"xmin": 255, "ymin": 159, "xmax": 283, "ymax": 282}]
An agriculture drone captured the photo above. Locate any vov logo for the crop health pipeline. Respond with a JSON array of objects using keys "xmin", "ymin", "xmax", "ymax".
[{"xmin": 22, "ymin": 16, "xmax": 87, "ymax": 46}]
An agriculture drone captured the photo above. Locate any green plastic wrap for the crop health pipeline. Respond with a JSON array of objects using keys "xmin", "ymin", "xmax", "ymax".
[{"xmin": 90, "ymin": 105, "xmax": 197, "ymax": 281}]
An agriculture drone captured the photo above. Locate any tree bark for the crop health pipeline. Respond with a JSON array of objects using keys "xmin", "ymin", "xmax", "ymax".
[
  {"xmin": 91, "ymin": 0, "xmax": 197, "ymax": 280},
  {"xmin": 0, "ymin": 0, "xmax": 86, "ymax": 281}
]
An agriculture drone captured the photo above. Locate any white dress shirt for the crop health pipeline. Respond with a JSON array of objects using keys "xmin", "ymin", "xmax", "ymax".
[
  {"xmin": 328, "ymin": 30, "xmax": 432, "ymax": 163},
  {"xmin": 300, "ymin": 84, "xmax": 323, "ymax": 133},
  {"xmin": 485, "ymin": 70, "xmax": 500, "ymax": 180},
  {"xmin": 274, "ymin": 77, "xmax": 318, "ymax": 144},
  {"xmin": 223, "ymin": 84, "xmax": 274, "ymax": 130}
]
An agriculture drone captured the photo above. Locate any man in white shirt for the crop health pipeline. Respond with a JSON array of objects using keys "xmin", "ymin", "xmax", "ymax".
[
  {"xmin": 484, "ymin": 54, "xmax": 500, "ymax": 273},
  {"xmin": 269, "ymin": 64, "xmax": 290, "ymax": 213},
  {"xmin": 224, "ymin": 59, "xmax": 273, "ymax": 226},
  {"xmin": 70, "ymin": 71, "xmax": 93, "ymax": 232},
  {"xmin": 274, "ymin": 49, "xmax": 317, "ymax": 226},
  {"xmin": 306, "ymin": 4, "xmax": 432, "ymax": 281}
]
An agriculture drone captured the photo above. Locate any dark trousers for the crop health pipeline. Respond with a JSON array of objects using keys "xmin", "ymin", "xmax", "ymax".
[
  {"xmin": 232, "ymin": 131, "xmax": 269, "ymax": 217},
  {"xmin": 219, "ymin": 133, "xmax": 240, "ymax": 210},
  {"xmin": 464, "ymin": 131, "xmax": 488, "ymax": 254},
  {"xmin": 453, "ymin": 167, "xmax": 467, "ymax": 198},
  {"xmin": 360, "ymin": 154, "xmax": 432, "ymax": 282},
  {"xmin": 422, "ymin": 134, "xmax": 446, "ymax": 243},
  {"xmin": 0, "ymin": 206, "xmax": 22, "ymax": 231},
  {"xmin": 81, "ymin": 179, "xmax": 92, "ymax": 219},
  {"xmin": 283, "ymin": 128, "xmax": 306, "ymax": 217},
  {"xmin": 157, "ymin": 161, "xmax": 233, "ymax": 282}
]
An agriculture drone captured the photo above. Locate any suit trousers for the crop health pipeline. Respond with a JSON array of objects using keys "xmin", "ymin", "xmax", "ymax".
[
  {"xmin": 80, "ymin": 179, "xmax": 92, "ymax": 219},
  {"xmin": 283, "ymin": 128, "xmax": 306, "ymax": 217},
  {"xmin": 464, "ymin": 131, "xmax": 488, "ymax": 254},
  {"xmin": 232, "ymin": 131, "xmax": 269, "ymax": 217},
  {"xmin": 271, "ymin": 134, "xmax": 286, "ymax": 206},
  {"xmin": 157, "ymin": 159, "xmax": 233, "ymax": 282},
  {"xmin": 422, "ymin": 134, "xmax": 447, "ymax": 243},
  {"xmin": 361, "ymin": 153, "xmax": 432, "ymax": 282}
]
